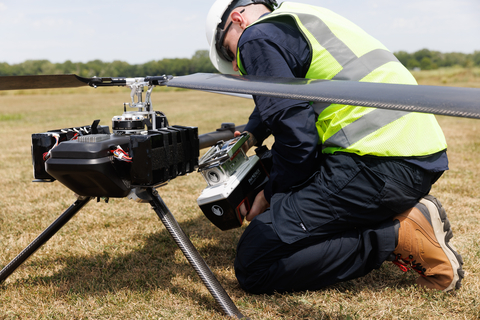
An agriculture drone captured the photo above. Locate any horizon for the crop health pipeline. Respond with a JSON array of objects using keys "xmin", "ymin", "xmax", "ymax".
[{"xmin": 2, "ymin": 48, "xmax": 479, "ymax": 66}]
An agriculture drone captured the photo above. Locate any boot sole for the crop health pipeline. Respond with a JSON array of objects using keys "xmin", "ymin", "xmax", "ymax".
[{"xmin": 420, "ymin": 195, "xmax": 464, "ymax": 291}]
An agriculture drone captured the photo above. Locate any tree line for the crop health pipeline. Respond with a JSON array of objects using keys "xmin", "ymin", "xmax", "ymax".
[
  {"xmin": 395, "ymin": 49, "xmax": 480, "ymax": 70},
  {"xmin": 1, "ymin": 49, "xmax": 479, "ymax": 78},
  {"xmin": 0, "ymin": 50, "xmax": 217, "ymax": 78}
]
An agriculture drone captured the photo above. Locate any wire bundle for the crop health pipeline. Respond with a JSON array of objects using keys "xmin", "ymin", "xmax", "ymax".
[
  {"xmin": 112, "ymin": 145, "xmax": 132, "ymax": 162},
  {"xmin": 42, "ymin": 134, "xmax": 60, "ymax": 161}
]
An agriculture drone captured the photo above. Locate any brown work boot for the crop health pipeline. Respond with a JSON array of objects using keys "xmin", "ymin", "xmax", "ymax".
[{"xmin": 392, "ymin": 195, "xmax": 464, "ymax": 291}]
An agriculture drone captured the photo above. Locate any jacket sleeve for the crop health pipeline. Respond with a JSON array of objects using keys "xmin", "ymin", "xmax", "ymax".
[{"xmin": 238, "ymin": 26, "xmax": 319, "ymax": 202}]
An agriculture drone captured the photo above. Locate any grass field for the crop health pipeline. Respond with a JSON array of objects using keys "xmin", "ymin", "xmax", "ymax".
[{"xmin": 1, "ymin": 68, "xmax": 480, "ymax": 319}]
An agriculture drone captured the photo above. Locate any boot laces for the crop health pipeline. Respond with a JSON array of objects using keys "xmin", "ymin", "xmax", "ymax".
[{"xmin": 392, "ymin": 254, "xmax": 427, "ymax": 277}]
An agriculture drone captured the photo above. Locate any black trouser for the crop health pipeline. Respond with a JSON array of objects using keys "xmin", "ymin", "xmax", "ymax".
[{"xmin": 234, "ymin": 153, "xmax": 442, "ymax": 294}]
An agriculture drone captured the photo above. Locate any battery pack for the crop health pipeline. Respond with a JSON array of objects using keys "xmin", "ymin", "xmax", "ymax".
[
  {"xmin": 45, "ymin": 134, "xmax": 132, "ymax": 197},
  {"xmin": 31, "ymin": 123, "xmax": 110, "ymax": 181}
]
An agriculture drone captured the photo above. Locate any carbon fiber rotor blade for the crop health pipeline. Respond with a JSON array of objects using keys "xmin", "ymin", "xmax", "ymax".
[
  {"xmin": 0, "ymin": 74, "xmax": 92, "ymax": 90},
  {"xmin": 168, "ymin": 73, "xmax": 480, "ymax": 119}
]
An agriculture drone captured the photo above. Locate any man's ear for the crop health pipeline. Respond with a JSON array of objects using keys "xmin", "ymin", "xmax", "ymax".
[{"xmin": 230, "ymin": 11, "xmax": 248, "ymax": 29}]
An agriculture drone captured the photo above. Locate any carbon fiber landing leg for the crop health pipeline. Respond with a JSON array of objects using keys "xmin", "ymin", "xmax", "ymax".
[{"xmin": 147, "ymin": 188, "xmax": 247, "ymax": 319}]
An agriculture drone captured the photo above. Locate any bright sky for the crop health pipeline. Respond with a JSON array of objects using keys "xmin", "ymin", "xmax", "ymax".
[{"xmin": 1, "ymin": 0, "xmax": 479, "ymax": 65}]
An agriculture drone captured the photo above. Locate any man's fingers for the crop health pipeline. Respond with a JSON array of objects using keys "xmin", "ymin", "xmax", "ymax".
[
  {"xmin": 245, "ymin": 190, "xmax": 269, "ymax": 221},
  {"xmin": 239, "ymin": 202, "xmax": 247, "ymax": 216}
]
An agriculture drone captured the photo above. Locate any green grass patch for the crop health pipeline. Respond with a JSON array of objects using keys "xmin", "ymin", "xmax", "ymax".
[
  {"xmin": 412, "ymin": 66, "xmax": 480, "ymax": 88},
  {"xmin": 0, "ymin": 113, "xmax": 23, "ymax": 121}
]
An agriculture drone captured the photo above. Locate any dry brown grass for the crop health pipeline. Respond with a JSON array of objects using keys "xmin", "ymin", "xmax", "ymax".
[
  {"xmin": 1, "ymin": 70, "xmax": 480, "ymax": 319},
  {"xmin": 412, "ymin": 67, "xmax": 480, "ymax": 88}
]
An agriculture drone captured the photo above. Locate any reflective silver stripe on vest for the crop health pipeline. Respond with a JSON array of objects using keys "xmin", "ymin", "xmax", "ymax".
[
  {"xmin": 296, "ymin": 13, "xmax": 357, "ymax": 66},
  {"xmin": 292, "ymin": 13, "xmax": 410, "ymax": 149},
  {"xmin": 332, "ymin": 49, "xmax": 400, "ymax": 81},
  {"xmin": 265, "ymin": 12, "xmax": 400, "ymax": 80},
  {"xmin": 323, "ymin": 109, "xmax": 410, "ymax": 148}
]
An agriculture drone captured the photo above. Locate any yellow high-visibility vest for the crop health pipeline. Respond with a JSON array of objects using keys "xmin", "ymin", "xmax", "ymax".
[{"xmin": 238, "ymin": 2, "xmax": 447, "ymax": 157}]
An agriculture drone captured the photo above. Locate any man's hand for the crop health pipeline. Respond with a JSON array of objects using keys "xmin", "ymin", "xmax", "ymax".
[
  {"xmin": 240, "ymin": 189, "xmax": 270, "ymax": 221},
  {"xmin": 234, "ymin": 130, "xmax": 257, "ymax": 153},
  {"xmin": 235, "ymin": 130, "xmax": 267, "ymax": 220}
]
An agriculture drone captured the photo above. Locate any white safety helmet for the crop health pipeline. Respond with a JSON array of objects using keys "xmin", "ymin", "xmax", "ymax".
[{"xmin": 206, "ymin": 0, "xmax": 277, "ymax": 74}]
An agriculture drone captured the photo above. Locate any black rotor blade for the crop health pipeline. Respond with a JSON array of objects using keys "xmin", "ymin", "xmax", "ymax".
[
  {"xmin": 0, "ymin": 74, "xmax": 94, "ymax": 91},
  {"xmin": 168, "ymin": 73, "xmax": 480, "ymax": 119}
]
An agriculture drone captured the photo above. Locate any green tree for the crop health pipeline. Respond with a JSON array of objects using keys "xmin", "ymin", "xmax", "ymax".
[
  {"xmin": 190, "ymin": 50, "xmax": 217, "ymax": 73},
  {"xmin": 407, "ymin": 58, "xmax": 420, "ymax": 70},
  {"xmin": 413, "ymin": 48, "xmax": 432, "ymax": 62},
  {"xmin": 60, "ymin": 60, "xmax": 80, "ymax": 74},
  {"xmin": 394, "ymin": 51, "xmax": 412, "ymax": 68},
  {"xmin": 104, "ymin": 60, "xmax": 136, "ymax": 77},
  {"xmin": 420, "ymin": 57, "xmax": 433, "ymax": 70},
  {"xmin": 0, "ymin": 62, "xmax": 11, "ymax": 75},
  {"xmin": 473, "ymin": 51, "xmax": 480, "ymax": 67}
]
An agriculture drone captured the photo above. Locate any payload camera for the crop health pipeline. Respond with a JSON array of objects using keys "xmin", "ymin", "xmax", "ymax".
[{"xmin": 197, "ymin": 133, "xmax": 270, "ymax": 230}]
